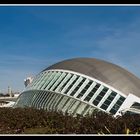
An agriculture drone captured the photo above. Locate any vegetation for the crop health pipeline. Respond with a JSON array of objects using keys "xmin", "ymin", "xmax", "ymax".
[
  {"xmin": 0, "ymin": 107, "xmax": 139, "ymax": 134},
  {"xmin": 0, "ymin": 93, "xmax": 10, "ymax": 97}
]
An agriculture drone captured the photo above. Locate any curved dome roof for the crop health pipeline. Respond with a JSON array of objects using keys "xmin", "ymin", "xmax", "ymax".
[{"xmin": 43, "ymin": 58, "xmax": 140, "ymax": 97}]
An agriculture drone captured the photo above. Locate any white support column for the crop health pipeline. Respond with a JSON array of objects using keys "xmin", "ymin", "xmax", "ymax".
[
  {"xmin": 70, "ymin": 100, "xmax": 81, "ymax": 115},
  {"xmin": 97, "ymin": 89, "xmax": 112, "ymax": 108},
  {"xmin": 32, "ymin": 74, "xmax": 40, "ymax": 88},
  {"xmin": 45, "ymin": 72, "xmax": 62, "ymax": 90},
  {"xmin": 30, "ymin": 74, "xmax": 41, "ymax": 88},
  {"xmin": 44, "ymin": 93, "xmax": 54, "ymax": 110},
  {"xmin": 47, "ymin": 94, "xmax": 56, "ymax": 110},
  {"xmin": 41, "ymin": 91, "xmax": 48, "ymax": 109},
  {"xmin": 82, "ymin": 106, "xmax": 92, "ymax": 116},
  {"xmin": 67, "ymin": 76, "xmax": 83, "ymax": 96},
  {"xmin": 33, "ymin": 92, "xmax": 43, "ymax": 109},
  {"xmin": 73, "ymin": 79, "xmax": 90, "ymax": 98},
  {"xmin": 34, "ymin": 72, "xmax": 47, "ymax": 89},
  {"xmin": 89, "ymin": 85, "xmax": 104, "ymax": 104},
  {"xmin": 52, "ymin": 95, "xmax": 64, "ymax": 110},
  {"xmin": 61, "ymin": 98, "xmax": 73, "ymax": 113},
  {"xmin": 81, "ymin": 82, "xmax": 96, "ymax": 101},
  {"xmin": 39, "ymin": 72, "xmax": 52, "ymax": 90},
  {"xmin": 41, "ymin": 72, "xmax": 55, "ymax": 89},
  {"xmin": 106, "ymin": 94, "xmax": 120, "ymax": 112},
  {"xmin": 39, "ymin": 92, "xmax": 48, "ymax": 109},
  {"xmin": 57, "ymin": 96, "xmax": 69, "ymax": 111},
  {"xmin": 43, "ymin": 72, "xmax": 56, "ymax": 90},
  {"xmin": 114, "ymin": 94, "xmax": 140, "ymax": 117},
  {"xmin": 75, "ymin": 79, "xmax": 90, "ymax": 98},
  {"xmin": 49, "ymin": 72, "xmax": 66, "ymax": 91},
  {"xmin": 35, "ymin": 73, "xmax": 47, "ymax": 89},
  {"xmin": 55, "ymin": 73, "xmax": 71, "ymax": 92},
  {"xmin": 52, "ymin": 94, "xmax": 63, "ymax": 110},
  {"xmin": 37, "ymin": 72, "xmax": 48, "ymax": 89},
  {"xmin": 30, "ymin": 91, "xmax": 38, "ymax": 106},
  {"xmin": 61, "ymin": 75, "xmax": 77, "ymax": 94},
  {"xmin": 76, "ymin": 103, "xmax": 87, "ymax": 115},
  {"xmin": 67, "ymin": 100, "xmax": 77, "ymax": 112}
]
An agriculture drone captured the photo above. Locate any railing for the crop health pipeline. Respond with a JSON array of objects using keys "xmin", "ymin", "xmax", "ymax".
[
  {"xmin": 119, "ymin": 107, "xmax": 140, "ymax": 115},
  {"xmin": 130, "ymin": 105, "xmax": 140, "ymax": 110},
  {"xmin": 0, "ymin": 96, "xmax": 18, "ymax": 102}
]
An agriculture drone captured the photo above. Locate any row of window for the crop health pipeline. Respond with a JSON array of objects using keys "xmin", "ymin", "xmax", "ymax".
[
  {"xmin": 14, "ymin": 90, "xmax": 96, "ymax": 116},
  {"xmin": 26, "ymin": 70, "xmax": 126, "ymax": 115}
]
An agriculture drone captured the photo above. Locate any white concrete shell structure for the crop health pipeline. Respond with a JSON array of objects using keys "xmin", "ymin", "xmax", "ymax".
[{"xmin": 14, "ymin": 58, "xmax": 140, "ymax": 117}]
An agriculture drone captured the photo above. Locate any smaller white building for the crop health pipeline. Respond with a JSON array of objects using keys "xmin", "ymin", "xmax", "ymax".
[{"xmin": 24, "ymin": 77, "xmax": 33, "ymax": 87}]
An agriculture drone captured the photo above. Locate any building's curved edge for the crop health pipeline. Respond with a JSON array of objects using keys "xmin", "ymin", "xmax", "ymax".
[
  {"xmin": 15, "ymin": 69, "xmax": 137, "ymax": 117},
  {"xmin": 14, "ymin": 89, "xmax": 98, "ymax": 117},
  {"xmin": 14, "ymin": 59, "xmax": 140, "ymax": 117},
  {"xmin": 42, "ymin": 57, "xmax": 140, "ymax": 97}
]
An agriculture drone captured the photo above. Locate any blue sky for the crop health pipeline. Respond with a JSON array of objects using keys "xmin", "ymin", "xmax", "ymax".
[{"xmin": 0, "ymin": 5, "xmax": 140, "ymax": 93}]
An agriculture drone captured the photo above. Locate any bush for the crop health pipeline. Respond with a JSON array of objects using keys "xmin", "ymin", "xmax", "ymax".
[{"xmin": 0, "ymin": 107, "xmax": 139, "ymax": 134}]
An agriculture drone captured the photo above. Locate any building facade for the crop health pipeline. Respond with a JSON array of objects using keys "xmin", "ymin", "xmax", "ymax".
[{"xmin": 14, "ymin": 58, "xmax": 140, "ymax": 117}]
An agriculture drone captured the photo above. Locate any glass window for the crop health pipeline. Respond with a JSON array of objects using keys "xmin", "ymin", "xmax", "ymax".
[
  {"xmin": 109, "ymin": 108, "xmax": 116, "ymax": 114},
  {"xmin": 103, "ymin": 100, "xmax": 111, "ymax": 105},
  {"xmin": 92, "ymin": 87, "xmax": 108, "ymax": 106},
  {"xmin": 109, "ymin": 96, "xmax": 125, "ymax": 114},
  {"xmin": 53, "ymin": 74, "xmax": 67, "ymax": 91},
  {"xmin": 59, "ymin": 74, "xmax": 73, "ymax": 92},
  {"xmin": 84, "ymin": 83, "xmax": 100, "ymax": 102},
  {"xmin": 76, "ymin": 78, "xmax": 86, "ymax": 88},
  {"xmin": 119, "ymin": 96, "xmax": 125, "ymax": 102},
  {"xmin": 100, "ymin": 91, "xmax": 117, "ymax": 110},
  {"xmin": 64, "ymin": 76, "xmax": 79, "ymax": 94},
  {"xmin": 76, "ymin": 80, "xmax": 92, "ymax": 98},
  {"xmin": 47, "ymin": 72, "xmax": 62, "ymax": 90},
  {"xmin": 102, "ymin": 87, "xmax": 108, "ymax": 92},
  {"xmin": 85, "ymin": 81, "xmax": 93, "ymax": 89},
  {"xmin": 94, "ymin": 96, "xmax": 102, "ymax": 101},
  {"xmin": 70, "ymin": 78, "xmax": 86, "ymax": 96},
  {"xmin": 92, "ymin": 100, "xmax": 99, "ymax": 106},
  {"xmin": 43, "ymin": 72, "xmax": 56, "ymax": 89},
  {"xmin": 90, "ymin": 83, "xmax": 100, "ymax": 93},
  {"xmin": 100, "ymin": 104, "xmax": 108, "ymax": 110}
]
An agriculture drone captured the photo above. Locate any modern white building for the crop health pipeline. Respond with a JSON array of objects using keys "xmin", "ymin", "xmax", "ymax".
[{"xmin": 14, "ymin": 58, "xmax": 140, "ymax": 117}]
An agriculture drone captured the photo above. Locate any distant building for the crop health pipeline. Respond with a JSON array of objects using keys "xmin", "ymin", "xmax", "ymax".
[
  {"xmin": 14, "ymin": 58, "xmax": 140, "ymax": 117},
  {"xmin": 14, "ymin": 93, "xmax": 20, "ymax": 98},
  {"xmin": 8, "ymin": 86, "xmax": 14, "ymax": 97},
  {"xmin": 0, "ymin": 90, "xmax": 20, "ymax": 108},
  {"xmin": 24, "ymin": 77, "xmax": 33, "ymax": 87}
]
